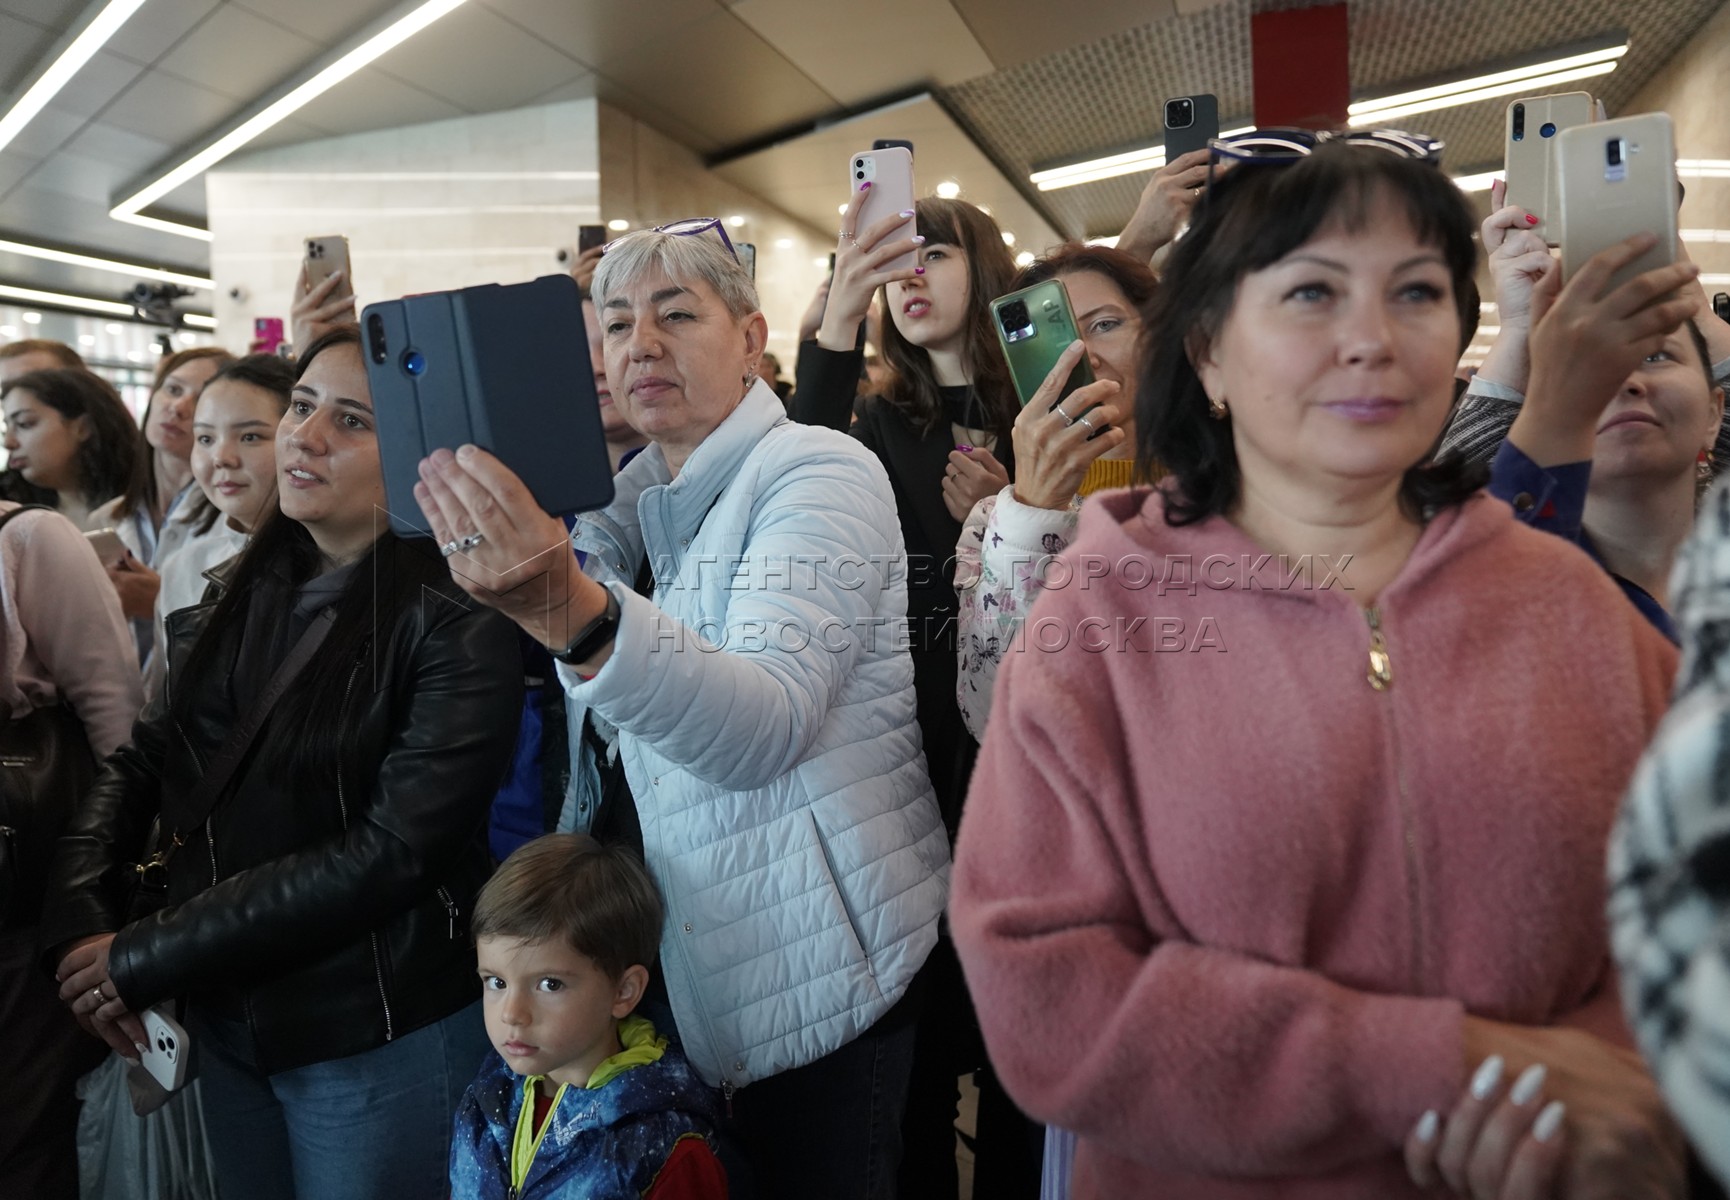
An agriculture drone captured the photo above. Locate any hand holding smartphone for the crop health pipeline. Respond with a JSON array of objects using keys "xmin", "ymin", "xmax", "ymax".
[
  {"xmin": 1163, "ymin": 94, "xmax": 1220, "ymax": 159},
  {"xmin": 849, "ymin": 148, "xmax": 917, "ymax": 275},
  {"xmin": 1557, "ymin": 113, "xmax": 1678, "ymax": 295},
  {"xmin": 991, "ymin": 280, "xmax": 1095, "ymax": 409},
  {"xmin": 139, "ymin": 1006, "xmax": 191, "ymax": 1093},
  {"xmin": 304, "ymin": 236, "xmax": 352, "ymax": 295},
  {"xmin": 83, "ymin": 527, "xmax": 126, "ymax": 567}
]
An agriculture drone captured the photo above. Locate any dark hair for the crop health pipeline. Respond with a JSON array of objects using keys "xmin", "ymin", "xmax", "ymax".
[
  {"xmin": 113, "ymin": 346, "xmax": 237, "ymax": 524},
  {"xmin": 1139, "ymin": 143, "xmax": 1487, "ymax": 525},
  {"xmin": 877, "ymin": 198, "xmax": 1020, "ymax": 451},
  {"xmin": 1, "ymin": 368, "xmax": 138, "ymax": 506},
  {"xmin": 1011, "ymin": 242, "xmax": 1160, "ymax": 313},
  {"xmin": 187, "ymin": 353, "xmax": 296, "ymax": 536},
  {"xmin": 0, "ymin": 339, "xmax": 84, "ymax": 369},
  {"xmin": 173, "ymin": 326, "xmax": 434, "ymax": 786},
  {"xmin": 1685, "ymin": 319, "xmax": 1715, "ymax": 394},
  {"xmin": 472, "ymin": 834, "xmax": 665, "ymax": 981}
]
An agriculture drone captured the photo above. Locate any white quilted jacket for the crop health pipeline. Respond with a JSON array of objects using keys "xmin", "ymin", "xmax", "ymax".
[{"xmin": 558, "ymin": 381, "xmax": 950, "ymax": 1089}]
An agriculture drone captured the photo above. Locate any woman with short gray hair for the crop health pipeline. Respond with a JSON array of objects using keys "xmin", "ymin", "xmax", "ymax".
[{"xmin": 415, "ymin": 221, "xmax": 949, "ymax": 1200}]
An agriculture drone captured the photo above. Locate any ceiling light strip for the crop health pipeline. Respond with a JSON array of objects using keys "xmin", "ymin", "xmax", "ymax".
[
  {"xmin": 1347, "ymin": 44, "xmax": 1626, "ymax": 118},
  {"xmin": 110, "ymin": 0, "xmax": 468, "ymax": 232},
  {"xmin": 0, "ymin": 238, "xmax": 211, "ymax": 288},
  {"xmin": 0, "ymin": 0, "xmax": 145, "ymax": 155},
  {"xmin": 1347, "ymin": 61, "xmax": 1618, "ymax": 127},
  {"xmin": 111, "ymin": 211, "xmax": 215, "ymax": 242},
  {"xmin": 1032, "ymin": 127, "xmax": 1253, "ymax": 192},
  {"xmin": 0, "ymin": 283, "xmax": 138, "ymax": 317}
]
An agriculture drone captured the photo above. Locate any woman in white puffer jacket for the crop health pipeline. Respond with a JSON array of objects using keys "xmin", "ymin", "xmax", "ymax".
[{"xmin": 414, "ymin": 222, "xmax": 949, "ymax": 1200}]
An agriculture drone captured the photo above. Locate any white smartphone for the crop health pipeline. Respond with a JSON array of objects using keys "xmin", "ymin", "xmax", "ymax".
[
  {"xmin": 139, "ymin": 1006, "xmax": 191, "ymax": 1092},
  {"xmin": 1557, "ymin": 113, "xmax": 1678, "ymax": 296},
  {"xmin": 1504, "ymin": 92, "xmax": 1595, "ymax": 245},
  {"xmin": 849, "ymin": 147, "xmax": 916, "ymax": 274},
  {"xmin": 304, "ymin": 235, "xmax": 352, "ymax": 293},
  {"xmin": 83, "ymin": 527, "xmax": 126, "ymax": 567}
]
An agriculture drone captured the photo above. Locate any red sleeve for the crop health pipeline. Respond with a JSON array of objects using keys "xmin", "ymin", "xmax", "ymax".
[{"xmin": 643, "ymin": 1134, "xmax": 728, "ymax": 1200}]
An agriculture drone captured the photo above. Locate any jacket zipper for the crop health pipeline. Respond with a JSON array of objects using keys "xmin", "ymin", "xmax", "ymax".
[
  {"xmin": 1365, "ymin": 605, "xmax": 1427, "ymax": 993},
  {"xmin": 334, "ymin": 655, "xmax": 394, "ymax": 1041},
  {"xmin": 436, "ymin": 886, "xmax": 458, "ymax": 940}
]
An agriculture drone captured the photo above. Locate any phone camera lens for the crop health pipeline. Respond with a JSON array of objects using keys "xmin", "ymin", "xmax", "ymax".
[
  {"xmin": 1511, "ymin": 103, "xmax": 1525, "ymax": 141},
  {"xmin": 1607, "ymin": 138, "xmax": 1623, "ymax": 167},
  {"xmin": 1540, "ymin": 122, "xmax": 1557, "ymax": 138},
  {"xmin": 365, "ymin": 314, "xmax": 387, "ymax": 365},
  {"xmin": 1165, "ymin": 99, "xmax": 1194, "ymax": 129},
  {"xmin": 402, "ymin": 349, "xmax": 427, "ymax": 377}
]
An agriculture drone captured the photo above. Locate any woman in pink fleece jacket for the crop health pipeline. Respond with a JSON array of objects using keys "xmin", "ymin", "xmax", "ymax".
[{"xmin": 950, "ymin": 138, "xmax": 1691, "ymax": 1199}]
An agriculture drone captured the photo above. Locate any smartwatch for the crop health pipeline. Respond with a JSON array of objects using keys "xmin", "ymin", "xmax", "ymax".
[{"xmin": 553, "ymin": 588, "xmax": 622, "ymax": 666}]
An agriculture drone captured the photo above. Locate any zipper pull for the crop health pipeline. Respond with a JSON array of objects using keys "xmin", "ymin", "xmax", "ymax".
[
  {"xmin": 1364, "ymin": 606, "xmax": 1392, "ymax": 691},
  {"xmin": 438, "ymin": 888, "xmax": 459, "ymax": 940},
  {"xmin": 721, "ymin": 1080, "xmax": 735, "ymax": 1120}
]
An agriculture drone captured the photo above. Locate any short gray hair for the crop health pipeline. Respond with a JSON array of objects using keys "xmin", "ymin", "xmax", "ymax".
[{"xmin": 592, "ymin": 227, "xmax": 760, "ymax": 320}]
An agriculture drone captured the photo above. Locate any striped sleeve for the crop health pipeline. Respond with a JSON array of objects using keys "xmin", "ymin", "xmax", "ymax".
[
  {"xmin": 1437, "ymin": 381, "xmax": 1523, "ymax": 467},
  {"xmin": 1609, "ymin": 479, "xmax": 1730, "ymax": 1186}
]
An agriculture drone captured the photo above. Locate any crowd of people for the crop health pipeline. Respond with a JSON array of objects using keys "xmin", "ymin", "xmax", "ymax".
[{"xmin": 1, "ymin": 112, "xmax": 1728, "ymax": 1200}]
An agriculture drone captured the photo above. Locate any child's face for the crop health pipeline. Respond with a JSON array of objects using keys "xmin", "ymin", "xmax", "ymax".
[{"xmin": 476, "ymin": 935, "xmax": 640, "ymax": 1089}]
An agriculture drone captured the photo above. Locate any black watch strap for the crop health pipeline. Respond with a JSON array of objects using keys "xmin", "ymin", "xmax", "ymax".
[{"xmin": 554, "ymin": 588, "xmax": 622, "ymax": 665}]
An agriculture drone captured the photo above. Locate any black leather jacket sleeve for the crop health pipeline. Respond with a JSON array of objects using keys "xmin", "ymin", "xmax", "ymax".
[{"xmin": 106, "ymin": 603, "xmax": 520, "ymax": 1010}]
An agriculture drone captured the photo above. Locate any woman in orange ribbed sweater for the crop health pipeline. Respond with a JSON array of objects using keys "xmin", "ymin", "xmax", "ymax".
[{"xmin": 954, "ymin": 243, "xmax": 1156, "ymax": 740}]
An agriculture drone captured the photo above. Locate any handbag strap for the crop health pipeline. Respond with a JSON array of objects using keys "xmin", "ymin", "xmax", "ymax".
[{"xmin": 156, "ymin": 605, "xmax": 338, "ymax": 853}]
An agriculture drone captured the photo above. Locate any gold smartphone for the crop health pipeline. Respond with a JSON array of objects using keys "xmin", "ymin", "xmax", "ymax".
[
  {"xmin": 1504, "ymin": 92, "xmax": 1595, "ymax": 244},
  {"xmin": 1557, "ymin": 113, "xmax": 1677, "ymax": 295},
  {"xmin": 304, "ymin": 235, "xmax": 352, "ymax": 292}
]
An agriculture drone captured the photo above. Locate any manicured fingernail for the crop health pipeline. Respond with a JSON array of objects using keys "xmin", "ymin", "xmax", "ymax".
[
  {"xmin": 955, "ymin": 444, "xmax": 973, "ymax": 453},
  {"xmin": 1415, "ymin": 1110, "xmax": 1439, "ymax": 1143},
  {"xmin": 1510, "ymin": 1063, "xmax": 1547, "ymax": 1106},
  {"xmin": 859, "ymin": 181, "xmax": 872, "ymax": 190},
  {"xmin": 1470, "ymin": 1055, "xmax": 1504, "ymax": 1101},
  {"xmin": 1533, "ymin": 1100, "xmax": 1566, "ymax": 1142},
  {"xmin": 1526, "ymin": 214, "xmax": 1539, "ymax": 225},
  {"xmin": 912, "ymin": 235, "xmax": 926, "ymax": 244},
  {"xmin": 134, "ymin": 1042, "xmax": 148, "ymax": 1054},
  {"xmin": 899, "ymin": 208, "xmax": 914, "ymax": 218},
  {"xmin": 125, "ymin": 1055, "xmax": 141, "ymax": 1066},
  {"xmin": 915, "ymin": 267, "xmax": 925, "ymax": 275}
]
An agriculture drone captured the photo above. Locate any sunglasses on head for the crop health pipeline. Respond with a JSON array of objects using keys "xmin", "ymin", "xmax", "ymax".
[
  {"xmin": 602, "ymin": 217, "xmax": 739, "ymax": 263},
  {"xmin": 1206, "ymin": 127, "xmax": 1445, "ymax": 189}
]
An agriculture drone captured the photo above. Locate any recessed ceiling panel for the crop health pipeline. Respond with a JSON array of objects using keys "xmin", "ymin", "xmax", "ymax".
[
  {"xmin": 373, "ymin": 3, "xmax": 589, "ymax": 113},
  {"xmin": 154, "ymin": 4, "xmax": 321, "ymax": 100},
  {"xmin": 949, "ymin": 0, "xmax": 1178, "ymax": 70},
  {"xmin": 0, "ymin": 9, "xmax": 61, "ymax": 91},
  {"xmin": 478, "ymin": 0, "xmax": 721, "ymax": 67},
  {"xmin": 291, "ymin": 67, "xmax": 469, "ymax": 137},
  {"xmin": 101, "ymin": 69, "xmax": 239, "ymax": 147},
  {"xmin": 102, "ymin": 0, "xmax": 223, "ymax": 66},
  {"xmin": 234, "ymin": 0, "xmax": 406, "ymax": 45},
  {"xmin": 44, "ymin": 49, "xmax": 146, "ymax": 120}
]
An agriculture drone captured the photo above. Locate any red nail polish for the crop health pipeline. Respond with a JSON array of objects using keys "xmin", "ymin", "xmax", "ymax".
[{"xmin": 1526, "ymin": 214, "xmax": 1539, "ymax": 225}]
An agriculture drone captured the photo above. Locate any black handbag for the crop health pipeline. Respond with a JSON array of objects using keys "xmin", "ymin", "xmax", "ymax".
[{"xmin": 0, "ymin": 505, "xmax": 99, "ymax": 932}]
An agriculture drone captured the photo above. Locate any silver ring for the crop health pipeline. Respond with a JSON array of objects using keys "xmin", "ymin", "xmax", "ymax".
[
  {"xmin": 459, "ymin": 531, "xmax": 485, "ymax": 551},
  {"xmin": 1076, "ymin": 413, "xmax": 1095, "ymax": 432},
  {"xmin": 838, "ymin": 229, "xmax": 856, "ymax": 243},
  {"xmin": 440, "ymin": 539, "xmax": 460, "ymax": 558},
  {"xmin": 91, "ymin": 985, "xmax": 106, "ymax": 1003},
  {"xmin": 1054, "ymin": 406, "xmax": 1075, "ymax": 426}
]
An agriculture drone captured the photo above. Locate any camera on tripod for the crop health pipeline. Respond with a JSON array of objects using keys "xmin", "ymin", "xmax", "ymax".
[{"xmin": 126, "ymin": 282, "xmax": 193, "ymax": 327}]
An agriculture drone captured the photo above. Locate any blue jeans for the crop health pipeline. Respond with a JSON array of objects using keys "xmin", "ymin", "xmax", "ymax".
[{"xmin": 191, "ymin": 1001, "xmax": 489, "ymax": 1200}]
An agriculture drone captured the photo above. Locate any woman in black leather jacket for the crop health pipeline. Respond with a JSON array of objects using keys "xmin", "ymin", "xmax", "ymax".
[{"xmin": 39, "ymin": 326, "xmax": 522, "ymax": 1200}]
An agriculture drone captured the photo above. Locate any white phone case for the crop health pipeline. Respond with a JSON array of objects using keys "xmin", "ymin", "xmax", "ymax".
[
  {"xmin": 849, "ymin": 148, "xmax": 916, "ymax": 274},
  {"xmin": 1504, "ymin": 91, "xmax": 1595, "ymax": 245},
  {"xmin": 1557, "ymin": 113, "xmax": 1677, "ymax": 296},
  {"xmin": 140, "ymin": 1006, "xmax": 191, "ymax": 1093}
]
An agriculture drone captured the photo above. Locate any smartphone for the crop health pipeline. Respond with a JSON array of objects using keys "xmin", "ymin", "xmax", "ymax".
[
  {"xmin": 1557, "ymin": 113, "xmax": 1677, "ymax": 296},
  {"xmin": 827, "ymin": 252, "xmax": 837, "ymax": 276},
  {"xmin": 1714, "ymin": 293, "xmax": 1730, "ymax": 324},
  {"xmin": 738, "ymin": 243, "xmax": 756, "ymax": 281},
  {"xmin": 849, "ymin": 147, "xmax": 916, "ymax": 274},
  {"xmin": 991, "ymin": 279, "xmax": 1095, "ymax": 411},
  {"xmin": 1504, "ymin": 92, "xmax": 1595, "ymax": 243},
  {"xmin": 1163, "ymin": 94, "xmax": 1220, "ymax": 160},
  {"xmin": 251, "ymin": 316, "xmax": 285, "ymax": 356},
  {"xmin": 139, "ymin": 1006, "xmax": 191, "ymax": 1093},
  {"xmin": 872, "ymin": 138, "xmax": 914, "ymax": 158},
  {"xmin": 577, "ymin": 225, "xmax": 606, "ymax": 254},
  {"xmin": 361, "ymin": 274, "xmax": 615, "ymax": 537},
  {"xmin": 304, "ymin": 235, "xmax": 351, "ymax": 292},
  {"xmin": 83, "ymin": 527, "xmax": 126, "ymax": 567}
]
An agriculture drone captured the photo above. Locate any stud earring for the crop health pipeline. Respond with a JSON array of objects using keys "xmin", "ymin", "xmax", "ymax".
[{"xmin": 1208, "ymin": 396, "xmax": 1228, "ymax": 420}]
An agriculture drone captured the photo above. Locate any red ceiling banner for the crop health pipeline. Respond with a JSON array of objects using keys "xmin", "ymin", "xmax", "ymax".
[{"xmin": 1251, "ymin": 3, "xmax": 1351, "ymax": 130}]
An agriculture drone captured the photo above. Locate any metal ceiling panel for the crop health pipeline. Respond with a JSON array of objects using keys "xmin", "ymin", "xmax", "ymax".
[
  {"xmin": 527, "ymin": 73, "xmax": 600, "ymax": 107},
  {"xmin": 101, "ymin": 0, "xmax": 222, "ymax": 66},
  {"xmin": 0, "ymin": 103, "xmax": 88, "ymax": 164},
  {"xmin": 593, "ymin": 9, "xmax": 837, "ymax": 148},
  {"xmin": 0, "ymin": 0, "xmax": 85, "ymax": 26},
  {"xmin": 949, "ymin": 0, "xmax": 1179, "ymax": 69},
  {"xmin": 478, "ymin": 0, "xmax": 722, "ymax": 67},
  {"xmin": 154, "ymin": 4, "xmax": 322, "ymax": 100},
  {"xmin": 99, "ymin": 67, "xmax": 237, "ymax": 146},
  {"xmin": 42, "ymin": 49, "xmax": 146, "ymax": 120},
  {"xmin": 729, "ymin": 0, "xmax": 996, "ymax": 105},
  {"xmin": 289, "ymin": 67, "xmax": 469, "ymax": 137},
  {"xmin": 371, "ymin": 3, "xmax": 589, "ymax": 113},
  {"xmin": 233, "ymin": 0, "xmax": 405, "ymax": 45},
  {"xmin": 0, "ymin": 9, "xmax": 60, "ymax": 91},
  {"xmin": 60, "ymin": 118, "xmax": 173, "ymax": 176}
]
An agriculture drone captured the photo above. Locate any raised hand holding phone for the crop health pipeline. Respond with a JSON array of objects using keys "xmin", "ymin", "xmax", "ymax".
[
  {"xmin": 1008, "ymin": 340, "xmax": 1124, "ymax": 511},
  {"xmin": 1474, "ymin": 179, "xmax": 1555, "ymax": 392},
  {"xmin": 291, "ymin": 260, "xmax": 356, "ymax": 356},
  {"xmin": 816, "ymin": 162, "xmax": 923, "ymax": 352}
]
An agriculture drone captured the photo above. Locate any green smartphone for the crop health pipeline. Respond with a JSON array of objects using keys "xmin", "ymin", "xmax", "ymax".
[{"xmin": 991, "ymin": 279, "xmax": 1094, "ymax": 410}]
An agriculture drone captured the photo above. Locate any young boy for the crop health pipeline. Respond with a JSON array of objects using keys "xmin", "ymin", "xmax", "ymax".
[{"xmin": 450, "ymin": 834, "xmax": 727, "ymax": 1199}]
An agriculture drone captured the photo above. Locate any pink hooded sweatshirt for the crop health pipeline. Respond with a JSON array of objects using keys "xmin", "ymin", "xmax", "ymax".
[{"xmin": 950, "ymin": 488, "xmax": 1677, "ymax": 1199}]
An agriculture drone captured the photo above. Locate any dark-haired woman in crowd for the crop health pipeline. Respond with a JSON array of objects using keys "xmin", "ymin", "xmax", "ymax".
[
  {"xmin": 794, "ymin": 194, "xmax": 1038, "ymax": 1193},
  {"xmin": 1, "ymin": 368, "xmax": 137, "ymax": 530},
  {"xmin": 950, "ymin": 138, "xmax": 1687, "ymax": 1198},
  {"xmin": 955, "ymin": 243, "xmax": 1156, "ymax": 739},
  {"xmin": 1440, "ymin": 186, "xmax": 1725, "ymax": 642},
  {"xmin": 91, "ymin": 347, "xmax": 235, "ymax": 654},
  {"xmin": 39, "ymin": 327, "xmax": 522, "ymax": 1200}
]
